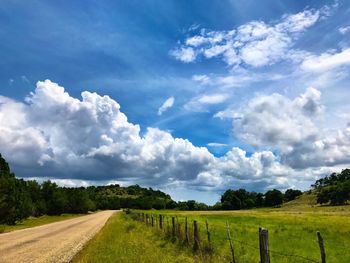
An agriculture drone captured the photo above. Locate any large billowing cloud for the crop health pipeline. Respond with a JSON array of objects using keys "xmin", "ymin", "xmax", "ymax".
[
  {"xmin": 229, "ymin": 87, "xmax": 350, "ymax": 170},
  {"xmin": 232, "ymin": 87, "xmax": 323, "ymax": 149},
  {"xmin": 0, "ymin": 80, "xmax": 349, "ymax": 195},
  {"xmin": 0, "ymin": 96, "xmax": 51, "ymax": 167},
  {"xmin": 1, "ymin": 80, "xmax": 214, "ymax": 185}
]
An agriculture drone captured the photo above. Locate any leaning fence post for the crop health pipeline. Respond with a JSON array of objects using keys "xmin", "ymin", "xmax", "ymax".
[
  {"xmin": 259, "ymin": 227, "xmax": 270, "ymax": 263},
  {"xmin": 159, "ymin": 214, "xmax": 163, "ymax": 229},
  {"xmin": 226, "ymin": 221, "xmax": 236, "ymax": 263},
  {"xmin": 193, "ymin": 220, "xmax": 200, "ymax": 251},
  {"xmin": 205, "ymin": 219, "xmax": 212, "ymax": 252},
  {"xmin": 317, "ymin": 231, "xmax": 326, "ymax": 263}
]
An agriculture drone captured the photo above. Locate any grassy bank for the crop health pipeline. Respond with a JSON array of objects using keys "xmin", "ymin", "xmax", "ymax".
[
  {"xmin": 73, "ymin": 212, "xmax": 200, "ymax": 263},
  {"xmin": 0, "ymin": 213, "xmax": 85, "ymax": 233}
]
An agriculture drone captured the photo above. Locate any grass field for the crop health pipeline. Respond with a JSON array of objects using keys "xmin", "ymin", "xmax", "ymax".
[
  {"xmin": 73, "ymin": 212, "xmax": 200, "ymax": 263},
  {"xmin": 140, "ymin": 195, "xmax": 350, "ymax": 263},
  {"xmin": 0, "ymin": 213, "xmax": 85, "ymax": 233},
  {"xmin": 74, "ymin": 194, "xmax": 350, "ymax": 263}
]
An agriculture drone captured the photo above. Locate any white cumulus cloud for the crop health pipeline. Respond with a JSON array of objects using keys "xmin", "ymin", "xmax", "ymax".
[
  {"xmin": 227, "ymin": 87, "xmax": 350, "ymax": 170},
  {"xmin": 232, "ymin": 87, "xmax": 323, "ymax": 149},
  {"xmin": 1, "ymin": 80, "xmax": 349, "ymax": 194}
]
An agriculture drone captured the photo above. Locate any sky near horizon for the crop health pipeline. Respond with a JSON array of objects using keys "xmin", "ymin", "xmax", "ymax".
[{"xmin": 0, "ymin": 0, "xmax": 350, "ymax": 204}]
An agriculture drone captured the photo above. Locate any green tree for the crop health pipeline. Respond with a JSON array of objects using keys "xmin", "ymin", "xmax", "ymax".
[
  {"xmin": 221, "ymin": 190, "xmax": 242, "ymax": 210},
  {"xmin": 255, "ymin": 193, "xmax": 264, "ymax": 207},
  {"xmin": 264, "ymin": 189, "xmax": 283, "ymax": 207},
  {"xmin": 315, "ymin": 169, "xmax": 350, "ymax": 205},
  {"xmin": 67, "ymin": 188, "xmax": 95, "ymax": 213},
  {"xmin": 0, "ymin": 154, "xmax": 33, "ymax": 224},
  {"xmin": 41, "ymin": 181, "xmax": 68, "ymax": 215},
  {"xmin": 284, "ymin": 189, "xmax": 302, "ymax": 202}
]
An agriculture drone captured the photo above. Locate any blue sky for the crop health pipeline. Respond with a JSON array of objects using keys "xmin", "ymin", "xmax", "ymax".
[{"xmin": 1, "ymin": 0, "xmax": 350, "ymax": 204}]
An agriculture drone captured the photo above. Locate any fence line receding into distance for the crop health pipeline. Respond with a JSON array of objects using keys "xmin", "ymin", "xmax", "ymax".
[{"xmin": 125, "ymin": 210, "xmax": 331, "ymax": 263}]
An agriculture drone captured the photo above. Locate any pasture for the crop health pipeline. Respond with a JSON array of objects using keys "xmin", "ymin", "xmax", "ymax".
[{"xmin": 75, "ymin": 194, "xmax": 350, "ymax": 262}]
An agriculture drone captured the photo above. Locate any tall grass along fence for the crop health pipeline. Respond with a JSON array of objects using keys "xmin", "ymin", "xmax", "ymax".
[{"xmin": 125, "ymin": 210, "xmax": 332, "ymax": 263}]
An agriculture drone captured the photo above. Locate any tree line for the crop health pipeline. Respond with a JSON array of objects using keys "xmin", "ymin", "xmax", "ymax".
[
  {"xmin": 214, "ymin": 188, "xmax": 302, "ymax": 210},
  {"xmin": 217, "ymin": 169, "xmax": 350, "ymax": 210},
  {"xmin": 0, "ymin": 154, "xmax": 175, "ymax": 224},
  {"xmin": 1, "ymin": 153, "xmax": 349, "ymax": 225},
  {"xmin": 312, "ymin": 168, "xmax": 350, "ymax": 205}
]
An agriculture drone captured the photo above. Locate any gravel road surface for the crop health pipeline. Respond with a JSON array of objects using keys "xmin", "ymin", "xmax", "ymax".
[{"xmin": 0, "ymin": 210, "xmax": 116, "ymax": 263}]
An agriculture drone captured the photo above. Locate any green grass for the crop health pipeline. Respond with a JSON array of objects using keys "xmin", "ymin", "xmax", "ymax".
[
  {"xmin": 73, "ymin": 212, "xmax": 201, "ymax": 263},
  {"xmin": 74, "ymin": 194, "xmax": 350, "ymax": 262},
  {"xmin": 135, "ymin": 195, "xmax": 350, "ymax": 263},
  {"xmin": 0, "ymin": 213, "xmax": 84, "ymax": 233}
]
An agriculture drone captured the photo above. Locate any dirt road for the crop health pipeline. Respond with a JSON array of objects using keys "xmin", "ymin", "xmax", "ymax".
[{"xmin": 0, "ymin": 210, "xmax": 116, "ymax": 263}]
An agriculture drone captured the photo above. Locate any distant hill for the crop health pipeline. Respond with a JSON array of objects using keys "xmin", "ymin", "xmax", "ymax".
[
  {"xmin": 281, "ymin": 191, "xmax": 350, "ymax": 215},
  {"xmin": 282, "ymin": 191, "xmax": 317, "ymax": 209},
  {"xmin": 87, "ymin": 184, "xmax": 176, "ymax": 210}
]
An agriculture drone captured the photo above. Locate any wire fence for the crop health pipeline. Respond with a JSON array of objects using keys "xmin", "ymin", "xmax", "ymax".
[{"xmin": 125, "ymin": 210, "xmax": 348, "ymax": 263}]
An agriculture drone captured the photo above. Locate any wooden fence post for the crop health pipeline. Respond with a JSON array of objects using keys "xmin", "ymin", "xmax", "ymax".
[
  {"xmin": 146, "ymin": 214, "xmax": 149, "ymax": 225},
  {"xmin": 226, "ymin": 221, "xmax": 236, "ymax": 263},
  {"xmin": 176, "ymin": 217, "xmax": 180, "ymax": 238},
  {"xmin": 185, "ymin": 217, "xmax": 189, "ymax": 244},
  {"xmin": 172, "ymin": 217, "xmax": 176, "ymax": 237},
  {"xmin": 259, "ymin": 227, "xmax": 270, "ymax": 263},
  {"xmin": 205, "ymin": 219, "xmax": 212, "ymax": 252},
  {"xmin": 193, "ymin": 220, "xmax": 200, "ymax": 251},
  {"xmin": 317, "ymin": 231, "xmax": 326, "ymax": 263},
  {"xmin": 142, "ymin": 213, "xmax": 145, "ymax": 223},
  {"xmin": 166, "ymin": 216, "xmax": 169, "ymax": 234},
  {"xmin": 151, "ymin": 215, "xmax": 154, "ymax": 227},
  {"xmin": 159, "ymin": 215, "xmax": 163, "ymax": 229}
]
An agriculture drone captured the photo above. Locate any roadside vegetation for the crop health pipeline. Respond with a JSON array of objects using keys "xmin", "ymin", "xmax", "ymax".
[
  {"xmin": 74, "ymin": 212, "xmax": 199, "ymax": 263},
  {"xmin": 74, "ymin": 197, "xmax": 350, "ymax": 263},
  {"xmin": 0, "ymin": 213, "xmax": 84, "ymax": 233}
]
